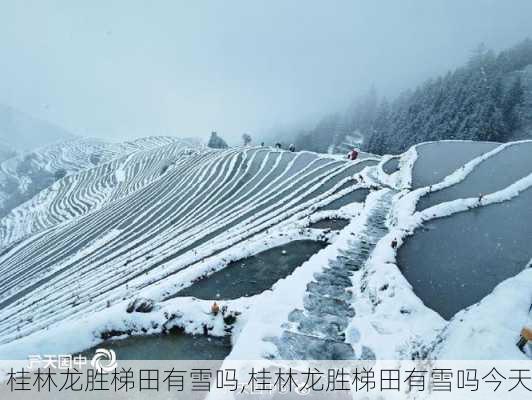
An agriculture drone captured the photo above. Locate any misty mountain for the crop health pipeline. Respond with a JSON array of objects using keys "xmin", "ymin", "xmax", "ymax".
[
  {"xmin": 0, "ymin": 141, "xmax": 16, "ymax": 163},
  {"xmin": 292, "ymin": 39, "xmax": 532, "ymax": 155},
  {"xmin": 0, "ymin": 104, "xmax": 75, "ymax": 151}
]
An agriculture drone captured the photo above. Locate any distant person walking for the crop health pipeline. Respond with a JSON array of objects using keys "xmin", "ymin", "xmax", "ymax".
[
  {"xmin": 347, "ymin": 148, "xmax": 359, "ymax": 161},
  {"xmin": 289, "ymin": 144, "xmax": 295, "ymax": 152}
]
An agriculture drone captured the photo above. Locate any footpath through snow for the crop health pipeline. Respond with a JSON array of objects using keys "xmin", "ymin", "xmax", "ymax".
[{"xmin": 0, "ymin": 140, "xmax": 530, "ymax": 362}]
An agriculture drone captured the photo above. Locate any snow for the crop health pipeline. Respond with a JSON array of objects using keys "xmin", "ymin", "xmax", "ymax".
[
  {"xmin": 411, "ymin": 140, "xmax": 499, "ymax": 189},
  {"xmin": 226, "ymin": 200, "xmax": 373, "ymax": 360},
  {"xmin": 0, "ymin": 145, "xmax": 377, "ymax": 350},
  {"xmin": 374, "ymin": 140, "xmax": 532, "ymax": 358},
  {"xmin": 433, "ymin": 267, "xmax": 532, "ymax": 360},
  {"xmin": 345, "ymin": 195, "xmax": 445, "ymax": 360},
  {"xmin": 0, "ymin": 139, "xmax": 530, "ymax": 363},
  {"xmin": 0, "ymin": 136, "xmax": 190, "ymax": 245},
  {"xmin": 0, "ymin": 295, "xmax": 244, "ymax": 360},
  {"xmin": 417, "ymin": 140, "xmax": 532, "ymax": 210}
]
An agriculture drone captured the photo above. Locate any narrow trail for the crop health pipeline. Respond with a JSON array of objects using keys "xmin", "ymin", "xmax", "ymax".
[{"xmin": 271, "ymin": 189, "xmax": 394, "ymax": 359}]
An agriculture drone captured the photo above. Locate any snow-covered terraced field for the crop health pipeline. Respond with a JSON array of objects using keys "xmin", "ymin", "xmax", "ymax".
[
  {"xmin": 0, "ymin": 138, "xmax": 530, "ymax": 362},
  {"xmin": 0, "ymin": 142, "xmax": 378, "ymax": 347},
  {"xmin": 0, "ymin": 137, "xmax": 199, "ymax": 245},
  {"xmin": 0, "ymin": 136, "xmax": 184, "ymax": 226}
]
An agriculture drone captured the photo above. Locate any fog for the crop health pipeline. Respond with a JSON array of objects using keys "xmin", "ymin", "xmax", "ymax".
[{"xmin": 2, "ymin": 1, "xmax": 532, "ymax": 144}]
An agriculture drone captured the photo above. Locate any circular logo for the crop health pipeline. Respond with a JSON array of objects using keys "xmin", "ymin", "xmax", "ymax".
[{"xmin": 91, "ymin": 348, "xmax": 117, "ymax": 372}]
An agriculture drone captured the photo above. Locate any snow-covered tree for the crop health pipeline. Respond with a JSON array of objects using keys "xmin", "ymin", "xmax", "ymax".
[
  {"xmin": 242, "ymin": 133, "xmax": 252, "ymax": 146},
  {"xmin": 207, "ymin": 131, "xmax": 228, "ymax": 149},
  {"xmin": 289, "ymin": 39, "xmax": 532, "ymax": 155}
]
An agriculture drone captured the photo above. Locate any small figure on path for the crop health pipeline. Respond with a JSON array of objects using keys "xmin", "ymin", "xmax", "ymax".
[
  {"xmin": 347, "ymin": 148, "xmax": 358, "ymax": 161},
  {"xmin": 211, "ymin": 302, "xmax": 220, "ymax": 316}
]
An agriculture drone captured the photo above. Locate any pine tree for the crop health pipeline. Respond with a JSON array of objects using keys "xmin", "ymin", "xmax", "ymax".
[
  {"xmin": 208, "ymin": 131, "xmax": 228, "ymax": 149},
  {"xmin": 502, "ymin": 77, "xmax": 525, "ymax": 132},
  {"xmin": 292, "ymin": 39, "xmax": 532, "ymax": 154}
]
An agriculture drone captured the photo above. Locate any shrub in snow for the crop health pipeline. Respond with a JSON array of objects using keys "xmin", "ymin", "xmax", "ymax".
[{"xmin": 126, "ymin": 297, "xmax": 155, "ymax": 313}]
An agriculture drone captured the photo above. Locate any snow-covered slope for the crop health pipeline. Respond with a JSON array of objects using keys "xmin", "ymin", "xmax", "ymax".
[
  {"xmin": 0, "ymin": 138, "xmax": 111, "ymax": 222},
  {"xmin": 0, "ymin": 139, "xmax": 530, "ymax": 362},
  {"xmin": 0, "ymin": 136, "xmax": 196, "ymax": 244},
  {"xmin": 0, "ymin": 143, "xmax": 378, "ymax": 349},
  {"xmin": 359, "ymin": 140, "xmax": 532, "ymax": 359}
]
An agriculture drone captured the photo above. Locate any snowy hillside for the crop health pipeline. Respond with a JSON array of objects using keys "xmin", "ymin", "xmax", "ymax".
[
  {"xmin": 0, "ymin": 139, "xmax": 530, "ymax": 362},
  {"xmin": 0, "ymin": 138, "xmax": 110, "ymax": 222},
  {"xmin": 0, "ymin": 136, "xmax": 194, "ymax": 244}
]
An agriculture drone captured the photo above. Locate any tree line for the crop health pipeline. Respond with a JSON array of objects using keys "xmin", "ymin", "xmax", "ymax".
[{"xmin": 293, "ymin": 39, "xmax": 532, "ymax": 155}]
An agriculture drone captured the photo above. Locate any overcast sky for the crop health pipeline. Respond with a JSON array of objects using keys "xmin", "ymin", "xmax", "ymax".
[{"xmin": 2, "ymin": 1, "xmax": 532, "ymax": 144}]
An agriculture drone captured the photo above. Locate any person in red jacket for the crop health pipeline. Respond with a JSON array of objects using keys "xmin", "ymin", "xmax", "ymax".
[{"xmin": 347, "ymin": 148, "xmax": 359, "ymax": 160}]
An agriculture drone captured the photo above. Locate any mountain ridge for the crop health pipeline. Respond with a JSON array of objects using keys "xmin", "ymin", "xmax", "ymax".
[{"xmin": 0, "ymin": 103, "xmax": 76, "ymax": 151}]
